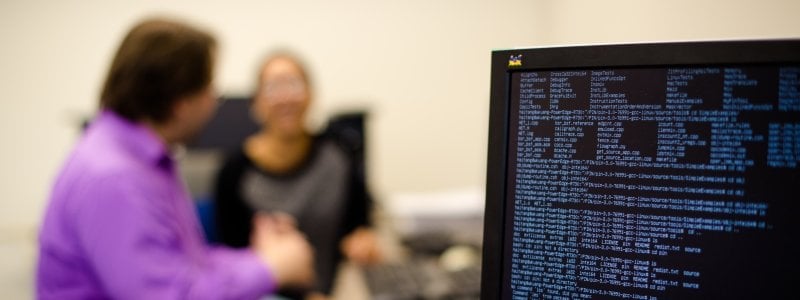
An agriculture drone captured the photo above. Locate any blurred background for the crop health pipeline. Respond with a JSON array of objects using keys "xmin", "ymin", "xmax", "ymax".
[{"xmin": 1, "ymin": 0, "xmax": 799, "ymax": 298}]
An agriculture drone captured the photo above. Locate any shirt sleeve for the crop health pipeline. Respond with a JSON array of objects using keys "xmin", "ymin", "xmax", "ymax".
[{"xmin": 73, "ymin": 173, "xmax": 276, "ymax": 300}]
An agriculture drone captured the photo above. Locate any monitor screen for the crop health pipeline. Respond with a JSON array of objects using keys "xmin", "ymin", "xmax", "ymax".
[
  {"xmin": 482, "ymin": 40, "xmax": 800, "ymax": 299},
  {"xmin": 187, "ymin": 97, "xmax": 260, "ymax": 150}
]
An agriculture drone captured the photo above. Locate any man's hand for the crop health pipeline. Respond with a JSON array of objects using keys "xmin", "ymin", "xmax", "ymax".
[{"xmin": 250, "ymin": 212, "xmax": 315, "ymax": 288}]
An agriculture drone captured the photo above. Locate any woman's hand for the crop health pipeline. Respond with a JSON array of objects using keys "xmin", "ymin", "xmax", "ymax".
[{"xmin": 340, "ymin": 227, "xmax": 382, "ymax": 266}]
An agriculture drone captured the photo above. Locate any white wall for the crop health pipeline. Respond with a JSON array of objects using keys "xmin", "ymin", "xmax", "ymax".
[
  {"xmin": 535, "ymin": 0, "xmax": 800, "ymax": 45},
  {"xmin": 2, "ymin": 0, "xmax": 799, "ymax": 298},
  {"xmin": 1, "ymin": 0, "xmax": 799, "ymax": 240},
  {"xmin": 0, "ymin": 0, "xmax": 800, "ymax": 230},
  {"xmin": 0, "ymin": 0, "xmax": 546, "ymax": 232}
]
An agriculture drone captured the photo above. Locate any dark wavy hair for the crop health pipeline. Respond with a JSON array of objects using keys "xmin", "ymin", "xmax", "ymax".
[{"xmin": 100, "ymin": 17, "xmax": 216, "ymax": 123}]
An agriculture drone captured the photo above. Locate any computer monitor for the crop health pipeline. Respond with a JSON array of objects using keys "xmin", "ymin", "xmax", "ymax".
[
  {"xmin": 187, "ymin": 97, "xmax": 260, "ymax": 150},
  {"xmin": 482, "ymin": 40, "xmax": 800, "ymax": 299}
]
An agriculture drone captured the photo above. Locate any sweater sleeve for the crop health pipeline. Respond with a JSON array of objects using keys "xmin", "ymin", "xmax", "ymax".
[
  {"xmin": 214, "ymin": 149, "xmax": 255, "ymax": 248},
  {"xmin": 338, "ymin": 133, "xmax": 374, "ymax": 235}
]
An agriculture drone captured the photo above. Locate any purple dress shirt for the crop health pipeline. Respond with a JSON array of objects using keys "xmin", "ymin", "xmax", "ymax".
[{"xmin": 37, "ymin": 110, "xmax": 276, "ymax": 299}]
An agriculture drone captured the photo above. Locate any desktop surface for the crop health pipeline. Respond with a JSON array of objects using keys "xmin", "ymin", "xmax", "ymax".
[
  {"xmin": 334, "ymin": 189, "xmax": 485, "ymax": 300},
  {"xmin": 482, "ymin": 40, "xmax": 800, "ymax": 299}
]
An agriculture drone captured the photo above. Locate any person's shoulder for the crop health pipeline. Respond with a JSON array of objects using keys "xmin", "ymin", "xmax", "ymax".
[
  {"xmin": 50, "ymin": 140, "xmax": 158, "ymax": 214},
  {"xmin": 66, "ymin": 132, "xmax": 142, "ymax": 180}
]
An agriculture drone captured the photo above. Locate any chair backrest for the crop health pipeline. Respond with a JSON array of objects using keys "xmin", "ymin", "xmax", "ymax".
[{"xmin": 324, "ymin": 111, "xmax": 368, "ymax": 179}]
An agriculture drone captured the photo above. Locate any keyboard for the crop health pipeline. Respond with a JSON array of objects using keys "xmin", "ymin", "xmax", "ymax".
[{"xmin": 363, "ymin": 261, "xmax": 480, "ymax": 300}]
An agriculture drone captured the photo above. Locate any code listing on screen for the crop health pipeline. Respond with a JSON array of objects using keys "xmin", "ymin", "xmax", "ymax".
[{"xmin": 507, "ymin": 65, "xmax": 800, "ymax": 299}]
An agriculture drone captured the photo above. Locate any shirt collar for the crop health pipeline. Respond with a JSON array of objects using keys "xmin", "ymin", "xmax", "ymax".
[{"xmin": 92, "ymin": 109, "xmax": 175, "ymax": 171}]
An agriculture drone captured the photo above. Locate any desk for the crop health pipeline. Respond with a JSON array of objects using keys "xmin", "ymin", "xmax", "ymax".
[
  {"xmin": 328, "ymin": 214, "xmax": 483, "ymax": 299},
  {"xmin": 331, "ymin": 262, "xmax": 371, "ymax": 300},
  {"xmin": 330, "ymin": 212, "xmax": 409, "ymax": 300}
]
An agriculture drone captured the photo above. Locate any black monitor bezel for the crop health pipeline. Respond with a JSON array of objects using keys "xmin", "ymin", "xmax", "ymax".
[{"xmin": 480, "ymin": 39, "xmax": 800, "ymax": 300}]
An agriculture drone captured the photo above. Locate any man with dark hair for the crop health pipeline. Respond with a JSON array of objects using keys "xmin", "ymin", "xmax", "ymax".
[{"xmin": 36, "ymin": 17, "xmax": 314, "ymax": 299}]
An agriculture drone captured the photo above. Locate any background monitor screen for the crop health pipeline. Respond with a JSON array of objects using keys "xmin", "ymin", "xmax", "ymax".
[{"xmin": 482, "ymin": 40, "xmax": 800, "ymax": 299}]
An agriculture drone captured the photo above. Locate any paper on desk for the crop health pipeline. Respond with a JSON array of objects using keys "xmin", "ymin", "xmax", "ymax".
[
  {"xmin": 382, "ymin": 187, "xmax": 485, "ymax": 243},
  {"xmin": 384, "ymin": 186, "xmax": 485, "ymax": 218}
]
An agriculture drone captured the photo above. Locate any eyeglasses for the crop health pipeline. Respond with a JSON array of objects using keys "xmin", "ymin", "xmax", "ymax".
[{"xmin": 260, "ymin": 77, "xmax": 306, "ymax": 98}]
